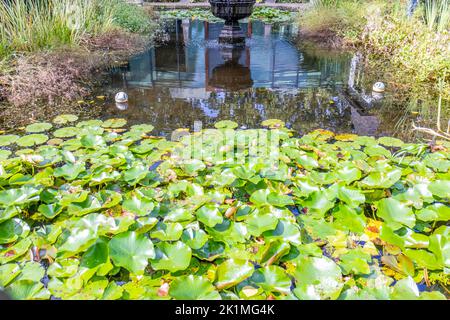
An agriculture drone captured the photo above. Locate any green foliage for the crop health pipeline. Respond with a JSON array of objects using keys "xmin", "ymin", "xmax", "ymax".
[
  {"xmin": 160, "ymin": 7, "xmax": 295, "ymax": 24},
  {"xmin": 0, "ymin": 118, "xmax": 448, "ymax": 300},
  {"xmin": 0, "ymin": 0, "xmax": 153, "ymax": 58},
  {"xmin": 110, "ymin": 0, "xmax": 156, "ymax": 34},
  {"xmin": 299, "ymin": 0, "xmax": 450, "ymax": 93},
  {"xmin": 0, "ymin": 0, "xmax": 116, "ymax": 57}
]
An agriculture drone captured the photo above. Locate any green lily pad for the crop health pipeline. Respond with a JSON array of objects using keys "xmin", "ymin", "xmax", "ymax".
[
  {"xmin": 53, "ymin": 126, "xmax": 79, "ymax": 138},
  {"xmin": 196, "ymin": 204, "xmax": 223, "ymax": 228},
  {"xmin": 250, "ymin": 265, "xmax": 291, "ymax": 294},
  {"xmin": 293, "ymin": 256, "xmax": 343, "ymax": 300},
  {"xmin": 215, "ymin": 259, "xmax": 254, "ymax": 290},
  {"xmin": 169, "ymin": 275, "xmax": 221, "ymax": 300},
  {"xmin": 53, "ymin": 114, "xmax": 78, "ymax": 124},
  {"xmin": 16, "ymin": 134, "xmax": 49, "ymax": 147},
  {"xmin": 25, "ymin": 122, "xmax": 52, "ymax": 133},
  {"xmin": 0, "ymin": 134, "xmax": 19, "ymax": 147},
  {"xmin": 109, "ymin": 231, "xmax": 155, "ymax": 275},
  {"xmin": 214, "ymin": 120, "xmax": 238, "ymax": 129},
  {"xmin": 376, "ymin": 198, "xmax": 415, "ymax": 229},
  {"xmin": 261, "ymin": 119, "xmax": 285, "ymax": 129},
  {"xmin": 102, "ymin": 118, "xmax": 127, "ymax": 128},
  {"xmin": 150, "ymin": 241, "xmax": 192, "ymax": 272}
]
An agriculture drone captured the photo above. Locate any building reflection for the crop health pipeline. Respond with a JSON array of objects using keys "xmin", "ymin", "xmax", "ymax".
[{"xmin": 106, "ymin": 20, "xmax": 374, "ymax": 136}]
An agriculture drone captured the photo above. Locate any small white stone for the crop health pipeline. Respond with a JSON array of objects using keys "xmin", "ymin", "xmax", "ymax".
[
  {"xmin": 372, "ymin": 82, "xmax": 386, "ymax": 93},
  {"xmin": 115, "ymin": 92, "xmax": 128, "ymax": 103}
]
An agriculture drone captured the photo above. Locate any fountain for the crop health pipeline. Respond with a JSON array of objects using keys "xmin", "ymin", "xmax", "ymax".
[{"xmin": 209, "ymin": 0, "xmax": 256, "ymax": 45}]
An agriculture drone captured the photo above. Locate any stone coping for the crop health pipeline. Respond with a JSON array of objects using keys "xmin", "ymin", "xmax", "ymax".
[{"xmin": 143, "ymin": 2, "xmax": 310, "ymax": 12}]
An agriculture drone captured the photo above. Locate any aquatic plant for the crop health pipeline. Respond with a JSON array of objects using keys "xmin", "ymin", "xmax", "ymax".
[
  {"xmin": 160, "ymin": 7, "xmax": 295, "ymax": 23},
  {"xmin": 0, "ymin": 0, "xmax": 154, "ymax": 58},
  {"xmin": 0, "ymin": 117, "xmax": 448, "ymax": 300}
]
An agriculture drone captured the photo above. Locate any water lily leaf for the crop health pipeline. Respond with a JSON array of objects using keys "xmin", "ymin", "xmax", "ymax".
[
  {"xmin": 249, "ymin": 189, "xmax": 270, "ymax": 206},
  {"xmin": 130, "ymin": 124, "xmax": 154, "ymax": 133},
  {"xmin": 170, "ymin": 275, "xmax": 221, "ymax": 300},
  {"xmin": 54, "ymin": 163, "xmax": 85, "ymax": 181},
  {"xmin": 391, "ymin": 277, "xmax": 419, "ymax": 300},
  {"xmin": 404, "ymin": 249, "xmax": 442, "ymax": 270},
  {"xmin": 53, "ymin": 114, "xmax": 79, "ymax": 124},
  {"xmin": 378, "ymin": 137, "xmax": 404, "ymax": 147},
  {"xmin": 53, "ymin": 126, "xmax": 80, "ymax": 138},
  {"xmin": 428, "ymin": 180, "xmax": 450, "ymax": 198},
  {"xmin": 6, "ymin": 280, "xmax": 49, "ymax": 300},
  {"xmin": 181, "ymin": 159, "xmax": 206, "ymax": 175},
  {"xmin": 80, "ymin": 134, "xmax": 105, "ymax": 148},
  {"xmin": 0, "ymin": 263, "xmax": 21, "ymax": 287},
  {"xmin": 181, "ymin": 227, "xmax": 209, "ymax": 249},
  {"xmin": 123, "ymin": 164, "xmax": 148, "ymax": 185},
  {"xmin": 196, "ymin": 204, "xmax": 223, "ymax": 228},
  {"xmin": 215, "ymin": 259, "xmax": 254, "ymax": 290},
  {"xmin": 150, "ymin": 222, "xmax": 183, "ymax": 241},
  {"xmin": 81, "ymin": 238, "xmax": 109, "ymax": 269},
  {"xmin": 365, "ymin": 145, "xmax": 391, "ymax": 158},
  {"xmin": 16, "ymin": 134, "xmax": 48, "ymax": 147},
  {"xmin": 214, "ymin": 120, "xmax": 238, "ymax": 129},
  {"xmin": 0, "ymin": 186, "xmax": 41, "ymax": 206},
  {"xmin": 263, "ymin": 220, "xmax": 301, "ymax": 245},
  {"xmin": 416, "ymin": 203, "xmax": 450, "ymax": 222},
  {"xmin": 245, "ymin": 210, "xmax": 278, "ymax": 237},
  {"xmin": 293, "ymin": 256, "xmax": 343, "ymax": 300},
  {"xmin": 267, "ymin": 192, "xmax": 294, "ymax": 207},
  {"xmin": 25, "ymin": 122, "xmax": 52, "ymax": 133},
  {"xmin": 192, "ymin": 240, "xmax": 225, "ymax": 261},
  {"xmin": 0, "ymin": 150, "xmax": 11, "ymax": 159},
  {"xmin": 376, "ymin": 198, "xmax": 415, "ymax": 229},
  {"xmin": 47, "ymin": 259, "xmax": 79, "ymax": 278},
  {"xmin": 38, "ymin": 203, "xmax": 63, "ymax": 219},
  {"xmin": 164, "ymin": 207, "xmax": 194, "ymax": 223},
  {"xmin": 333, "ymin": 205, "xmax": 366, "ymax": 234},
  {"xmin": 338, "ymin": 249, "xmax": 371, "ymax": 275},
  {"xmin": 150, "ymin": 241, "xmax": 192, "ymax": 272},
  {"xmin": 0, "ymin": 134, "xmax": 19, "ymax": 147},
  {"xmin": 301, "ymin": 190, "xmax": 335, "ymax": 216},
  {"xmin": 250, "ymin": 265, "xmax": 291, "ymax": 294},
  {"xmin": 360, "ymin": 168, "xmax": 402, "ymax": 189},
  {"xmin": 102, "ymin": 281, "xmax": 124, "ymax": 300},
  {"xmin": 261, "ymin": 119, "xmax": 285, "ymax": 129},
  {"xmin": 102, "ymin": 118, "xmax": 127, "ymax": 128},
  {"xmin": 109, "ymin": 231, "xmax": 154, "ymax": 275},
  {"xmin": 336, "ymin": 165, "xmax": 362, "ymax": 184},
  {"xmin": 18, "ymin": 261, "xmax": 45, "ymax": 282},
  {"xmin": 67, "ymin": 195, "xmax": 102, "ymax": 216},
  {"xmin": 122, "ymin": 195, "xmax": 155, "ymax": 216},
  {"xmin": 337, "ymin": 186, "xmax": 365, "ymax": 207}
]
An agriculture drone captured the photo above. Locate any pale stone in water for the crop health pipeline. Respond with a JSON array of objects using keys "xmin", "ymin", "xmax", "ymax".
[
  {"xmin": 115, "ymin": 92, "xmax": 128, "ymax": 103},
  {"xmin": 372, "ymin": 82, "xmax": 386, "ymax": 93}
]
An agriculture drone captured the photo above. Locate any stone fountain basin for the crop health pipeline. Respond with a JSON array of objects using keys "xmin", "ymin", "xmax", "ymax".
[{"xmin": 209, "ymin": 0, "xmax": 256, "ymax": 22}]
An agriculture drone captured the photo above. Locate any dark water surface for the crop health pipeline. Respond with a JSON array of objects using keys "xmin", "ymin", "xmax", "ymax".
[
  {"xmin": 2, "ymin": 19, "xmax": 442, "ymax": 140},
  {"xmin": 100, "ymin": 19, "xmax": 444, "ymax": 140}
]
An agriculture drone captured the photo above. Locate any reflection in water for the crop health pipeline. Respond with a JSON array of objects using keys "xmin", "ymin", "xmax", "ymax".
[
  {"xmin": 104, "ymin": 19, "xmax": 357, "ymax": 137},
  {"xmin": 101, "ymin": 19, "xmax": 445, "ymax": 140}
]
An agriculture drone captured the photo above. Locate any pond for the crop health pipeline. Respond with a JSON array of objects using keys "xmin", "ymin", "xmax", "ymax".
[{"xmin": 97, "ymin": 19, "xmax": 443, "ymax": 140}]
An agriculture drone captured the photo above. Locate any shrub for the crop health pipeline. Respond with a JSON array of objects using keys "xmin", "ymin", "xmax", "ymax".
[{"xmin": 110, "ymin": 0, "xmax": 156, "ymax": 34}]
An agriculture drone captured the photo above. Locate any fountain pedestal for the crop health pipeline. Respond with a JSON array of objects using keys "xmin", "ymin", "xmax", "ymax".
[{"xmin": 209, "ymin": 0, "xmax": 256, "ymax": 45}]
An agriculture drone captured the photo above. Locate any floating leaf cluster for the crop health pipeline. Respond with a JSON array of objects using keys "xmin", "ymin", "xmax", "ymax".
[
  {"xmin": 0, "ymin": 117, "xmax": 449, "ymax": 300},
  {"xmin": 159, "ymin": 8, "xmax": 295, "ymax": 24}
]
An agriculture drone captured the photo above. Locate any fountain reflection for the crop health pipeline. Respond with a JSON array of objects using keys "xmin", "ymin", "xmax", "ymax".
[
  {"xmin": 104, "ymin": 20, "xmax": 375, "ymax": 137},
  {"xmin": 208, "ymin": 46, "xmax": 253, "ymax": 91}
]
